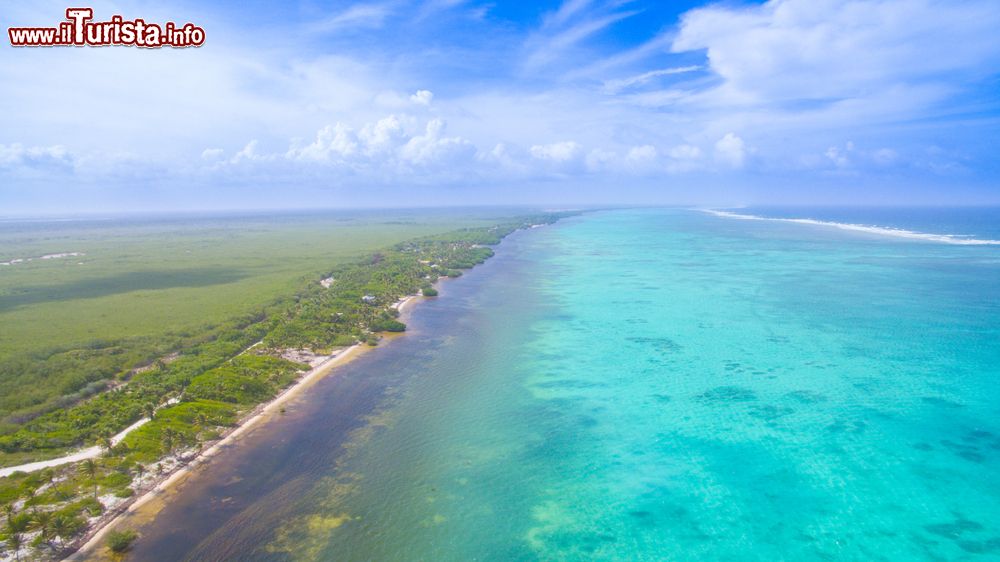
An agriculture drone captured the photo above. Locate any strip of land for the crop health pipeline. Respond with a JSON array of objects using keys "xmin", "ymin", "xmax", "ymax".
[{"xmin": 0, "ymin": 214, "xmax": 572, "ymax": 561}]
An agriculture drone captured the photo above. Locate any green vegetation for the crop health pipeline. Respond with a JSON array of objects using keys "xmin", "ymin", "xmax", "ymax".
[
  {"xmin": 105, "ymin": 529, "xmax": 137, "ymax": 554},
  {"xmin": 0, "ymin": 462, "xmax": 110, "ymax": 559},
  {"xmin": 185, "ymin": 355, "xmax": 304, "ymax": 405},
  {"xmin": 0, "ymin": 210, "xmax": 575, "ymax": 558},
  {"xmin": 421, "ymin": 286, "xmax": 438, "ymax": 297},
  {"xmin": 0, "ymin": 210, "xmax": 504, "ymax": 432},
  {"xmin": 119, "ymin": 400, "xmax": 238, "ymax": 463}
]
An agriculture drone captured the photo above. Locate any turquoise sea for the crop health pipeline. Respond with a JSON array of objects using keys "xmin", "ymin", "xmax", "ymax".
[{"xmin": 126, "ymin": 208, "xmax": 1000, "ymax": 561}]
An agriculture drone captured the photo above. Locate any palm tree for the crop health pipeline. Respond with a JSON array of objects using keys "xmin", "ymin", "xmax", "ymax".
[
  {"xmin": 6, "ymin": 512, "xmax": 30, "ymax": 535},
  {"xmin": 161, "ymin": 428, "xmax": 177, "ymax": 455},
  {"xmin": 31, "ymin": 509, "xmax": 53, "ymax": 545},
  {"xmin": 142, "ymin": 402, "xmax": 156, "ymax": 421},
  {"xmin": 5, "ymin": 511, "xmax": 31, "ymax": 562},
  {"xmin": 80, "ymin": 459, "xmax": 99, "ymax": 500},
  {"xmin": 5, "ymin": 530, "xmax": 23, "ymax": 562},
  {"xmin": 50, "ymin": 514, "xmax": 75, "ymax": 548},
  {"xmin": 132, "ymin": 463, "xmax": 146, "ymax": 485},
  {"xmin": 97, "ymin": 436, "xmax": 114, "ymax": 456}
]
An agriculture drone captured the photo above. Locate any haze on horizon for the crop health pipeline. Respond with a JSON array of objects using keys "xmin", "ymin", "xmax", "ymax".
[{"xmin": 1, "ymin": 0, "xmax": 999, "ymax": 215}]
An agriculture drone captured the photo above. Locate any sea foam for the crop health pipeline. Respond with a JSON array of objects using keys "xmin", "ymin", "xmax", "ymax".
[{"xmin": 702, "ymin": 209, "xmax": 1000, "ymax": 246}]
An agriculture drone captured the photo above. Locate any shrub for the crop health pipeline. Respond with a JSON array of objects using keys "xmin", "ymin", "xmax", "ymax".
[
  {"xmin": 371, "ymin": 319, "xmax": 406, "ymax": 333},
  {"xmin": 421, "ymin": 287, "xmax": 438, "ymax": 297},
  {"xmin": 106, "ymin": 528, "xmax": 138, "ymax": 553}
]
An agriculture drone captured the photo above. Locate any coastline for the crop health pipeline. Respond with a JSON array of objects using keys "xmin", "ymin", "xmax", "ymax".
[{"xmin": 66, "ymin": 293, "xmax": 424, "ymax": 560}]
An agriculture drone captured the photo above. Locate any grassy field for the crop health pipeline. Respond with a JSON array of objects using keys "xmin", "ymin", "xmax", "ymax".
[{"xmin": 0, "ymin": 208, "xmax": 515, "ymax": 426}]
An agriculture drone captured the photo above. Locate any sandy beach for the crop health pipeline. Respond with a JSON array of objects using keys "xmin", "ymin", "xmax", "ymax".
[{"xmin": 66, "ymin": 293, "xmax": 425, "ymax": 560}]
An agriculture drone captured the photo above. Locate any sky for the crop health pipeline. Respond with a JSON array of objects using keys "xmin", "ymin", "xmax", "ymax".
[{"xmin": 1, "ymin": 0, "xmax": 999, "ymax": 214}]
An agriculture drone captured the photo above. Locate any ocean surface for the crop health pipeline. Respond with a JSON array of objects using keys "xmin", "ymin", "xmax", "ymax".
[{"xmin": 122, "ymin": 208, "xmax": 1000, "ymax": 561}]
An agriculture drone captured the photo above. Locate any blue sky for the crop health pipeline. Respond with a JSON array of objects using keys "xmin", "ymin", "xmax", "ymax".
[{"xmin": 1, "ymin": 0, "xmax": 999, "ymax": 213}]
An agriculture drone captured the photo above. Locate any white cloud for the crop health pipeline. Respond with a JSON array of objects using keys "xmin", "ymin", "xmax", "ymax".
[
  {"xmin": 281, "ymin": 115, "xmax": 475, "ymax": 175},
  {"xmin": 201, "ymin": 148, "xmax": 225, "ymax": 160},
  {"xmin": 289, "ymin": 124, "xmax": 359, "ymax": 162},
  {"xmin": 668, "ymin": 145, "xmax": 702, "ymax": 161},
  {"xmin": 530, "ymin": 141, "xmax": 583, "ymax": 163},
  {"xmin": 311, "ymin": 3, "xmax": 392, "ymax": 33},
  {"xmin": 584, "ymin": 148, "xmax": 617, "ymax": 172},
  {"xmin": 624, "ymin": 145, "xmax": 658, "ymax": 172},
  {"xmin": 400, "ymin": 119, "xmax": 475, "ymax": 165},
  {"xmin": 2, "ymin": 0, "xmax": 996, "ymax": 210},
  {"xmin": 602, "ymin": 66, "xmax": 701, "ymax": 94},
  {"xmin": 545, "ymin": 0, "xmax": 594, "ymax": 27},
  {"xmin": 587, "ymin": 145, "xmax": 660, "ymax": 174},
  {"xmin": 821, "ymin": 142, "xmax": 902, "ymax": 170},
  {"xmin": 714, "ymin": 133, "xmax": 745, "ymax": 169},
  {"xmin": 358, "ymin": 115, "xmax": 409, "ymax": 156},
  {"xmin": 525, "ymin": 3, "xmax": 640, "ymax": 70},
  {"xmin": 672, "ymin": 0, "xmax": 1000, "ymax": 107},
  {"xmin": 410, "ymin": 90, "xmax": 434, "ymax": 106},
  {"xmin": 0, "ymin": 143, "xmax": 74, "ymax": 171},
  {"xmin": 627, "ymin": 145, "xmax": 657, "ymax": 162},
  {"xmin": 825, "ymin": 142, "xmax": 853, "ymax": 168},
  {"xmin": 872, "ymin": 148, "xmax": 898, "ymax": 166},
  {"xmin": 231, "ymin": 140, "xmax": 263, "ymax": 164}
]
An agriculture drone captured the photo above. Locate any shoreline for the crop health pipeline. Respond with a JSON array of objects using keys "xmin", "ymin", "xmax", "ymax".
[{"xmin": 66, "ymin": 293, "xmax": 424, "ymax": 560}]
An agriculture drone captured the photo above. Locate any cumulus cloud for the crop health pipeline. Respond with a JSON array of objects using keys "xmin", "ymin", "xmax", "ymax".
[
  {"xmin": 399, "ymin": 119, "xmax": 476, "ymax": 166},
  {"xmin": 825, "ymin": 141, "xmax": 854, "ymax": 168},
  {"xmin": 410, "ymin": 90, "xmax": 434, "ymax": 106},
  {"xmin": 357, "ymin": 115, "xmax": 408, "ymax": 156},
  {"xmin": 530, "ymin": 141, "xmax": 583, "ymax": 162},
  {"xmin": 584, "ymin": 145, "xmax": 663, "ymax": 174},
  {"xmin": 0, "ymin": 143, "xmax": 74, "ymax": 171},
  {"xmin": 216, "ymin": 118, "xmax": 743, "ymax": 184},
  {"xmin": 230, "ymin": 140, "xmax": 265, "ymax": 164},
  {"xmin": 290, "ymin": 124, "xmax": 359, "ymax": 162},
  {"xmin": 714, "ymin": 133, "xmax": 746, "ymax": 169},
  {"xmin": 668, "ymin": 145, "xmax": 702, "ymax": 161},
  {"xmin": 201, "ymin": 148, "xmax": 225, "ymax": 160},
  {"xmin": 627, "ymin": 145, "xmax": 656, "ymax": 161},
  {"xmin": 624, "ymin": 145, "xmax": 658, "ymax": 172},
  {"xmin": 584, "ymin": 148, "xmax": 617, "ymax": 172},
  {"xmin": 820, "ymin": 142, "xmax": 901, "ymax": 170},
  {"xmin": 280, "ymin": 115, "xmax": 474, "ymax": 175}
]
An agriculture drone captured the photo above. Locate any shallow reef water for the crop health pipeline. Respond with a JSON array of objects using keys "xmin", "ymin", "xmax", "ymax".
[{"xmin": 126, "ymin": 209, "xmax": 1000, "ymax": 561}]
